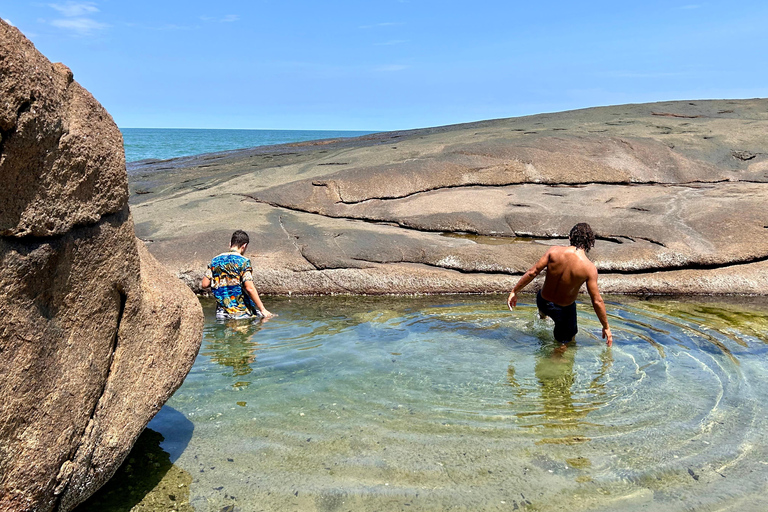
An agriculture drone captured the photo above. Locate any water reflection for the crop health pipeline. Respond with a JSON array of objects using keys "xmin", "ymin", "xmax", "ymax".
[
  {"xmin": 75, "ymin": 420, "xmax": 193, "ymax": 512},
  {"xmin": 146, "ymin": 406, "xmax": 195, "ymax": 464},
  {"xmin": 588, "ymin": 347, "xmax": 613, "ymax": 395},
  {"xmin": 106, "ymin": 295, "xmax": 768, "ymax": 511},
  {"xmin": 510, "ymin": 339, "xmax": 613, "ymax": 432},
  {"xmin": 628, "ymin": 296, "xmax": 768, "ymax": 347},
  {"xmin": 534, "ymin": 341, "xmax": 579, "ymax": 427},
  {"xmin": 202, "ymin": 319, "xmax": 263, "ymax": 384}
]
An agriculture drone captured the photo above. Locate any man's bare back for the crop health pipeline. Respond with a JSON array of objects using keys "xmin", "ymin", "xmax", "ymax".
[
  {"xmin": 507, "ymin": 223, "xmax": 613, "ymax": 346},
  {"xmin": 539, "ymin": 246, "xmax": 595, "ymax": 306}
]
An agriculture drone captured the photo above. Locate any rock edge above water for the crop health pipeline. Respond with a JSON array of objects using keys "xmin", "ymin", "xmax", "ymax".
[{"xmin": 130, "ymin": 99, "xmax": 768, "ymax": 296}]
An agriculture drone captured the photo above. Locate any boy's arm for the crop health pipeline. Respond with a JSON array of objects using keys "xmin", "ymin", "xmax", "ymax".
[
  {"xmin": 508, "ymin": 249, "xmax": 550, "ymax": 310},
  {"xmin": 586, "ymin": 267, "xmax": 612, "ymax": 346},
  {"xmin": 201, "ymin": 267, "xmax": 212, "ymax": 291},
  {"xmin": 244, "ymin": 281, "xmax": 273, "ymax": 318}
]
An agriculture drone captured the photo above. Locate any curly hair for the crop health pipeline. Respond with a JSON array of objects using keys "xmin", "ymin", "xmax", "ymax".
[{"xmin": 569, "ymin": 223, "xmax": 595, "ymax": 253}]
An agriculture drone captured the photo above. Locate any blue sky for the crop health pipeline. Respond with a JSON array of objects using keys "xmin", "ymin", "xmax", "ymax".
[{"xmin": 2, "ymin": 1, "xmax": 767, "ymax": 131}]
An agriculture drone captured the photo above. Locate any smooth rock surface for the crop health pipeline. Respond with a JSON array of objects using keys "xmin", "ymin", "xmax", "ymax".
[
  {"xmin": 130, "ymin": 99, "xmax": 768, "ymax": 295},
  {"xmin": 0, "ymin": 20, "xmax": 203, "ymax": 512}
]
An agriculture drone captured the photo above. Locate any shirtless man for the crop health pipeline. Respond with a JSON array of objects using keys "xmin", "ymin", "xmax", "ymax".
[{"xmin": 507, "ymin": 223, "xmax": 613, "ymax": 346}]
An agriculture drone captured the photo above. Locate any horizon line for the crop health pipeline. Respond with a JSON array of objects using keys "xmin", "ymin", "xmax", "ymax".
[{"xmin": 119, "ymin": 126, "xmax": 383, "ymax": 132}]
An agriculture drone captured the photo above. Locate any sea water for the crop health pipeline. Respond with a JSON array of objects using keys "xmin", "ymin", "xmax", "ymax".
[
  {"xmin": 121, "ymin": 128, "xmax": 376, "ymax": 163},
  {"xmin": 78, "ymin": 294, "xmax": 768, "ymax": 512}
]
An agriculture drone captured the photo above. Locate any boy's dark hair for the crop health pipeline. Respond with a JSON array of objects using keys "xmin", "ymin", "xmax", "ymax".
[
  {"xmin": 569, "ymin": 223, "xmax": 595, "ymax": 253},
  {"xmin": 230, "ymin": 230, "xmax": 249, "ymax": 248}
]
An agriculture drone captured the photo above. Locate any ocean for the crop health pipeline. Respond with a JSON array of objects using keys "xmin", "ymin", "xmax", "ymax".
[{"xmin": 120, "ymin": 128, "xmax": 376, "ymax": 163}]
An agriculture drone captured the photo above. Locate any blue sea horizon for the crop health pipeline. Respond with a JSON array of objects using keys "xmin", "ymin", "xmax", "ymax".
[{"xmin": 120, "ymin": 127, "xmax": 377, "ymax": 163}]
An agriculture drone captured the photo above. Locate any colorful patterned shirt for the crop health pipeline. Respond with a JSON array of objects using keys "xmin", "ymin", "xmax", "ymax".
[{"xmin": 205, "ymin": 250, "xmax": 256, "ymax": 319}]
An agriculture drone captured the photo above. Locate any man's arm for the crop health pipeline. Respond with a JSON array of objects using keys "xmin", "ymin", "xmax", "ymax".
[
  {"xmin": 586, "ymin": 267, "xmax": 612, "ymax": 346},
  {"xmin": 201, "ymin": 276, "xmax": 211, "ymax": 290},
  {"xmin": 244, "ymin": 281, "xmax": 274, "ymax": 318},
  {"xmin": 508, "ymin": 249, "xmax": 551, "ymax": 310}
]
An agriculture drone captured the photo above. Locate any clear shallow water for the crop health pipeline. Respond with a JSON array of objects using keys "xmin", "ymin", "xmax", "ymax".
[
  {"xmin": 120, "ymin": 128, "xmax": 376, "ymax": 163},
  {"xmin": 80, "ymin": 295, "xmax": 768, "ymax": 512}
]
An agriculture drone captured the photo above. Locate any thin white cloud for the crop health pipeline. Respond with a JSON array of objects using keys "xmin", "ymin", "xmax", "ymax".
[
  {"xmin": 49, "ymin": 2, "xmax": 99, "ymax": 17},
  {"xmin": 374, "ymin": 64, "xmax": 409, "ymax": 72},
  {"xmin": 375, "ymin": 39, "xmax": 408, "ymax": 46},
  {"xmin": 200, "ymin": 14, "xmax": 240, "ymax": 23},
  {"xmin": 51, "ymin": 17, "xmax": 109, "ymax": 34},
  {"xmin": 3, "ymin": 18, "xmax": 13, "ymax": 26},
  {"xmin": 47, "ymin": 1, "xmax": 108, "ymax": 35}
]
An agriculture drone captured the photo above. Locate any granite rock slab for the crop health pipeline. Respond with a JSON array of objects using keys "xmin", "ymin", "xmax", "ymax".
[
  {"xmin": 128, "ymin": 94, "xmax": 768, "ymax": 295},
  {"xmin": 0, "ymin": 21, "xmax": 203, "ymax": 512}
]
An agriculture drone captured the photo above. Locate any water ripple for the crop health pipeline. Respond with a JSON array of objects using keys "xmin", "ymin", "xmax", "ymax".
[{"xmin": 150, "ymin": 295, "xmax": 768, "ymax": 511}]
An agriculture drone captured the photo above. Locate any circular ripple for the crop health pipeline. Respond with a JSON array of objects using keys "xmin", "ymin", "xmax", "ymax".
[{"xmin": 154, "ymin": 295, "xmax": 768, "ymax": 511}]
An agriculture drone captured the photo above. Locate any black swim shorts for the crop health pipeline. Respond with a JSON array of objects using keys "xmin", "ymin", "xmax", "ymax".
[{"xmin": 536, "ymin": 290, "xmax": 578, "ymax": 342}]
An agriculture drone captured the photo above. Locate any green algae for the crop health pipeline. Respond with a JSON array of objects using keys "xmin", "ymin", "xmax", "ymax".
[
  {"xmin": 76, "ymin": 429, "xmax": 193, "ymax": 512},
  {"xmin": 566, "ymin": 457, "xmax": 592, "ymax": 469},
  {"xmin": 78, "ymin": 294, "xmax": 768, "ymax": 511}
]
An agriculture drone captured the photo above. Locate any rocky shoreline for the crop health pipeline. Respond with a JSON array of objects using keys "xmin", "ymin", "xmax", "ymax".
[{"xmin": 130, "ymin": 98, "xmax": 768, "ymax": 296}]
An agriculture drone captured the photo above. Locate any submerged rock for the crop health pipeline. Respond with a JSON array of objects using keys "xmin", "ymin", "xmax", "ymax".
[{"xmin": 0, "ymin": 20, "xmax": 203, "ymax": 512}]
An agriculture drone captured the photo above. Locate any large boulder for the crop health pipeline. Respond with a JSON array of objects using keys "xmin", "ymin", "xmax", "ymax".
[
  {"xmin": 0, "ymin": 20, "xmax": 203, "ymax": 512},
  {"xmin": 128, "ymin": 99, "xmax": 768, "ymax": 295}
]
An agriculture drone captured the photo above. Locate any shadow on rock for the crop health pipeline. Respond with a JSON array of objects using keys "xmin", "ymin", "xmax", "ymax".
[{"xmin": 74, "ymin": 407, "xmax": 194, "ymax": 512}]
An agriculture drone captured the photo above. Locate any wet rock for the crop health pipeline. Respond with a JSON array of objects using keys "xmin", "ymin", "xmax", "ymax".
[{"xmin": 0, "ymin": 20, "xmax": 203, "ymax": 512}]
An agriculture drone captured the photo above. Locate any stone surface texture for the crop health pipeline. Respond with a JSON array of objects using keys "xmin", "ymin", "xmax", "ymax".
[
  {"xmin": 0, "ymin": 20, "xmax": 203, "ymax": 512},
  {"xmin": 0, "ymin": 23, "xmax": 126, "ymax": 237},
  {"xmin": 129, "ymin": 98, "xmax": 768, "ymax": 296}
]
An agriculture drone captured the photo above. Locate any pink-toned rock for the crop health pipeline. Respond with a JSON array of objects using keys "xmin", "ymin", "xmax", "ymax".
[
  {"xmin": 0, "ymin": 22, "xmax": 126, "ymax": 237},
  {"xmin": 0, "ymin": 20, "xmax": 203, "ymax": 512},
  {"xmin": 128, "ymin": 97, "xmax": 768, "ymax": 296}
]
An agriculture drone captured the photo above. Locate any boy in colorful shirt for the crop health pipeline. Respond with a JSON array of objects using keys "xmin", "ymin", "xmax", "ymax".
[{"xmin": 201, "ymin": 230, "xmax": 274, "ymax": 320}]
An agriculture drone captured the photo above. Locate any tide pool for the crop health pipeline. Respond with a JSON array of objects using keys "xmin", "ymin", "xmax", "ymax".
[{"xmin": 78, "ymin": 295, "xmax": 768, "ymax": 511}]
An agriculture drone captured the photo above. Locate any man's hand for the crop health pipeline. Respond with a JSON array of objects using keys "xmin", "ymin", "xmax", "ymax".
[
  {"xmin": 603, "ymin": 326, "xmax": 613, "ymax": 347},
  {"xmin": 507, "ymin": 291, "xmax": 517, "ymax": 311},
  {"xmin": 260, "ymin": 309, "xmax": 275, "ymax": 319}
]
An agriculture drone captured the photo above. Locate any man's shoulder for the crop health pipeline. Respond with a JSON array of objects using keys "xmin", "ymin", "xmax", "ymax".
[
  {"xmin": 579, "ymin": 254, "xmax": 598, "ymax": 276},
  {"xmin": 551, "ymin": 246, "xmax": 597, "ymax": 273},
  {"xmin": 210, "ymin": 252, "xmax": 248, "ymax": 265},
  {"xmin": 210, "ymin": 252, "xmax": 231, "ymax": 263},
  {"xmin": 545, "ymin": 245, "xmax": 570, "ymax": 258}
]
